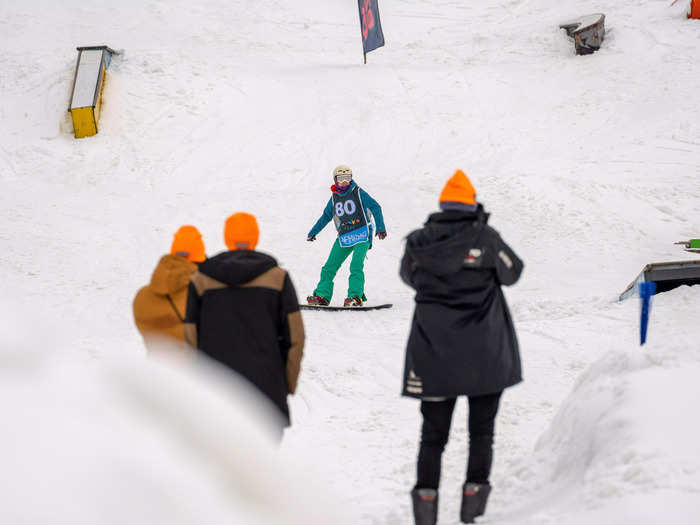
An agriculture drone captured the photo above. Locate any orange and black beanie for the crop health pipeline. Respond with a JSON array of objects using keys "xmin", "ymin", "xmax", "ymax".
[{"xmin": 439, "ymin": 170, "xmax": 477, "ymax": 212}]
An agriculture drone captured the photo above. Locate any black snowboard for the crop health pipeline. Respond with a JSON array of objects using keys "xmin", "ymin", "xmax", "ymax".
[{"xmin": 299, "ymin": 303, "xmax": 392, "ymax": 311}]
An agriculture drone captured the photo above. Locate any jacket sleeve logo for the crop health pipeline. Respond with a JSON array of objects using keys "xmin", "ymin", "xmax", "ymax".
[{"xmin": 498, "ymin": 250, "xmax": 513, "ymax": 269}]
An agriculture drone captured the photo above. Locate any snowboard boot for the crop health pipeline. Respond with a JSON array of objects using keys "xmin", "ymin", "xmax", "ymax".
[
  {"xmin": 343, "ymin": 296, "xmax": 363, "ymax": 307},
  {"xmin": 411, "ymin": 488, "xmax": 438, "ymax": 525},
  {"xmin": 460, "ymin": 482, "xmax": 491, "ymax": 523},
  {"xmin": 307, "ymin": 295, "xmax": 329, "ymax": 306}
]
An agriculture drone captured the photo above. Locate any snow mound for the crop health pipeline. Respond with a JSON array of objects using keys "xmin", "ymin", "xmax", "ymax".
[
  {"xmin": 493, "ymin": 286, "xmax": 700, "ymax": 524},
  {"xmin": 0, "ymin": 298, "xmax": 345, "ymax": 525}
]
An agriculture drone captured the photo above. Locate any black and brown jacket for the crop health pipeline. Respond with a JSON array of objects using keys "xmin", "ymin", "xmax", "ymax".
[{"xmin": 184, "ymin": 250, "xmax": 304, "ymax": 424}]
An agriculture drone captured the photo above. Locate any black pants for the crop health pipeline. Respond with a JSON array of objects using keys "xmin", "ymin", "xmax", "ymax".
[{"xmin": 415, "ymin": 392, "xmax": 502, "ymax": 490}]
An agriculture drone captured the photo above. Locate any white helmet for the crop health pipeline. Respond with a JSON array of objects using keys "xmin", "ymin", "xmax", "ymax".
[{"xmin": 333, "ymin": 165, "xmax": 352, "ymax": 178}]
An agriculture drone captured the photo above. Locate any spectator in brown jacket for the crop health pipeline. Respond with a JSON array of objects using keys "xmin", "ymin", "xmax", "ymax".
[
  {"xmin": 133, "ymin": 225, "xmax": 206, "ymax": 353},
  {"xmin": 185, "ymin": 213, "xmax": 305, "ymax": 432}
]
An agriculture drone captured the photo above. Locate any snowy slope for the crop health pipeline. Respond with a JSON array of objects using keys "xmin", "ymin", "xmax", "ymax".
[{"xmin": 2, "ymin": 0, "xmax": 700, "ymax": 523}]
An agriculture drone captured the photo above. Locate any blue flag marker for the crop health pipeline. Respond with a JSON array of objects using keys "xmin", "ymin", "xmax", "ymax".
[
  {"xmin": 639, "ymin": 281, "xmax": 657, "ymax": 346},
  {"xmin": 358, "ymin": 0, "xmax": 385, "ymax": 63}
]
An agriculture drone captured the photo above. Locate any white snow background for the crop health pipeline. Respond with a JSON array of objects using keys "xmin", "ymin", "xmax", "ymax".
[{"xmin": 1, "ymin": 0, "xmax": 700, "ymax": 523}]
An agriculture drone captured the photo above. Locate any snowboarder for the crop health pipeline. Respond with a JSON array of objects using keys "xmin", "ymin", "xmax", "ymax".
[
  {"xmin": 133, "ymin": 225, "xmax": 206, "ymax": 353},
  {"xmin": 184, "ymin": 212, "xmax": 305, "ymax": 435},
  {"xmin": 399, "ymin": 170, "xmax": 524, "ymax": 525},
  {"xmin": 306, "ymin": 165, "xmax": 387, "ymax": 307}
]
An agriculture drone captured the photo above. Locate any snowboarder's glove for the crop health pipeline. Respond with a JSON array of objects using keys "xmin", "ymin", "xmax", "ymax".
[
  {"xmin": 307, "ymin": 235, "xmax": 316, "ymax": 242},
  {"xmin": 376, "ymin": 232, "xmax": 387, "ymax": 240}
]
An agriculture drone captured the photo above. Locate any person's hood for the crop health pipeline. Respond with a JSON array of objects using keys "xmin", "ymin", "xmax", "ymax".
[
  {"xmin": 406, "ymin": 207, "xmax": 489, "ymax": 276},
  {"xmin": 425, "ymin": 204, "xmax": 489, "ymax": 227},
  {"xmin": 149, "ymin": 254, "xmax": 198, "ymax": 295},
  {"xmin": 198, "ymin": 250, "xmax": 277, "ymax": 286}
]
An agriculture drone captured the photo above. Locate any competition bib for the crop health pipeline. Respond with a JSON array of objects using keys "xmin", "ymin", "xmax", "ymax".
[{"xmin": 332, "ymin": 186, "xmax": 370, "ymax": 248}]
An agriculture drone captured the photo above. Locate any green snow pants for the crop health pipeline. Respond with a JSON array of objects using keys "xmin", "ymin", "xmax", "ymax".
[{"xmin": 313, "ymin": 240, "xmax": 370, "ymax": 300}]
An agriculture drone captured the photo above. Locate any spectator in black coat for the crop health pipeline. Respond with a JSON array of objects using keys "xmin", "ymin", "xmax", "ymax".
[
  {"xmin": 184, "ymin": 213, "xmax": 304, "ymax": 435},
  {"xmin": 400, "ymin": 170, "xmax": 523, "ymax": 525}
]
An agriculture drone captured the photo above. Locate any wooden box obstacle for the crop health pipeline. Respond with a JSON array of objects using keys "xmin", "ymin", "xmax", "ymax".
[
  {"xmin": 620, "ymin": 241, "xmax": 700, "ymax": 300},
  {"xmin": 68, "ymin": 46, "xmax": 117, "ymax": 138},
  {"xmin": 559, "ymin": 14, "xmax": 605, "ymax": 55},
  {"xmin": 619, "ymin": 259, "xmax": 700, "ymax": 301}
]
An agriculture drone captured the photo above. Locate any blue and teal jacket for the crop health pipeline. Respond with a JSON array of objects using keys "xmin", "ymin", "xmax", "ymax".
[{"xmin": 308, "ymin": 181, "xmax": 386, "ymax": 239}]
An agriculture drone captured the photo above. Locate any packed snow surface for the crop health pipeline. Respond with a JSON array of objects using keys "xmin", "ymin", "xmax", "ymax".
[{"xmin": 1, "ymin": 0, "xmax": 699, "ymax": 523}]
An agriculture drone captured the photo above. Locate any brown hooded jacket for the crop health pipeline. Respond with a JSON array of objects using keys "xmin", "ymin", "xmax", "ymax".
[{"xmin": 133, "ymin": 254, "xmax": 198, "ymax": 352}]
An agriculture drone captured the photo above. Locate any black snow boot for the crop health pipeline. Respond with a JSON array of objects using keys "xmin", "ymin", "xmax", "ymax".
[
  {"xmin": 411, "ymin": 488, "xmax": 438, "ymax": 525},
  {"xmin": 460, "ymin": 482, "xmax": 491, "ymax": 523}
]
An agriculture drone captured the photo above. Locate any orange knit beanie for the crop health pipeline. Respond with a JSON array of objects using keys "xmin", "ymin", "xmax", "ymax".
[
  {"xmin": 439, "ymin": 170, "xmax": 477, "ymax": 208},
  {"xmin": 171, "ymin": 225, "xmax": 206, "ymax": 262},
  {"xmin": 224, "ymin": 212, "xmax": 259, "ymax": 251}
]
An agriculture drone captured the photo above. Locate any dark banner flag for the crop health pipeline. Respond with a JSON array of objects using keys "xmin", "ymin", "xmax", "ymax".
[{"xmin": 358, "ymin": 0, "xmax": 384, "ymax": 63}]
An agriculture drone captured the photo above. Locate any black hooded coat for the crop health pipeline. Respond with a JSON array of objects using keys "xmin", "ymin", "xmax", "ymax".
[{"xmin": 400, "ymin": 207, "xmax": 523, "ymax": 398}]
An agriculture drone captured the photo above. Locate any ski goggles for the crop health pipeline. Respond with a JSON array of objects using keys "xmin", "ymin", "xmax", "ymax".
[{"xmin": 335, "ymin": 173, "xmax": 353, "ymax": 184}]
